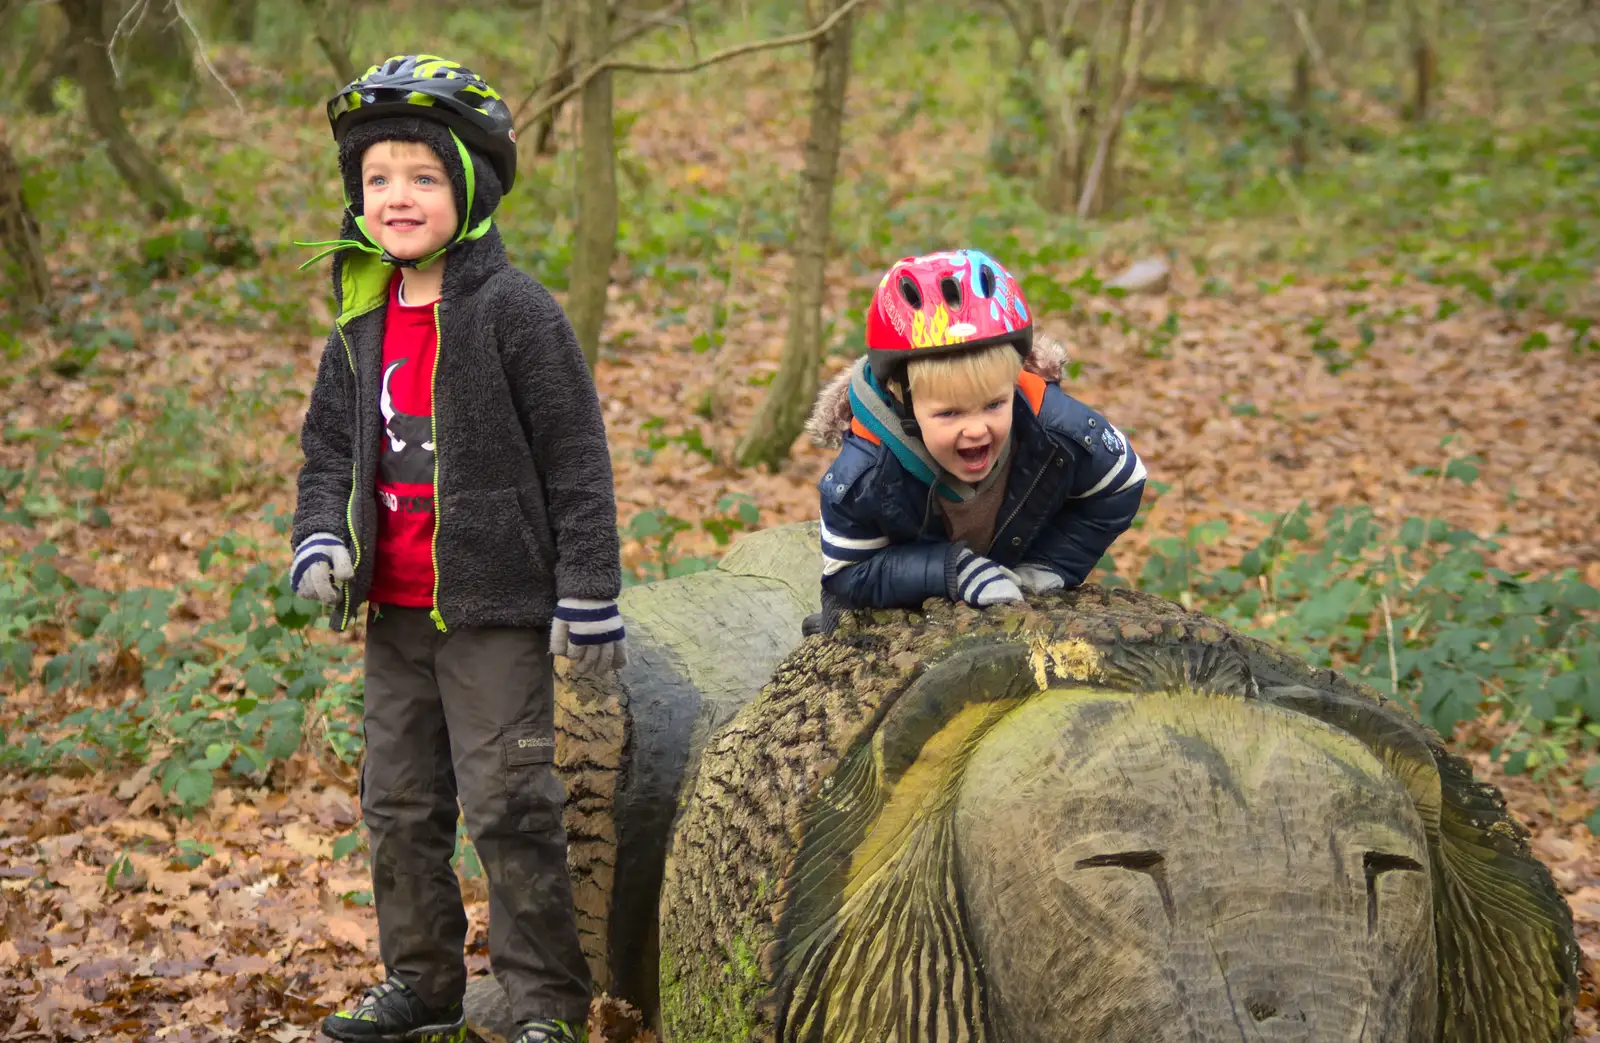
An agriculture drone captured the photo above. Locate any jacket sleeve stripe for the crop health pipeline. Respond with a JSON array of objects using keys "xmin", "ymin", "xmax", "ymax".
[
  {"xmin": 1068, "ymin": 426, "xmax": 1144, "ymax": 500},
  {"xmin": 820, "ymin": 510, "xmax": 889, "ymax": 577},
  {"xmin": 822, "ymin": 555, "xmax": 858, "ymax": 578},
  {"xmin": 820, "ymin": 521, "xmax": 891, "ymax": 553},
  {"xmin": 1112, "ymin": 455, "xmax": 1148, "ymax": 494}
]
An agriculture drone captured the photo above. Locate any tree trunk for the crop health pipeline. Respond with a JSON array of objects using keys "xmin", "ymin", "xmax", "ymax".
[
  {"xmin": 1405, "ymin": 0, "xmax": 1436, "ymax": 122},
  {"xmin": 298, "ymin": 0, "xmax": 357, "ymax": 86},
  {"xmin": 1180, "ymin": 0, "xmax": 1202, "ymax": 79},
  {"xmin": 567, "ymin": 0, "xmax": 618, "ymax": 370},
  {"xmin": 24, "ymin": 32, "xmax": 77, "ymax": 114},
  {"xmin": 462, "ymin": 524, "xmax": 821, "ymax": 1037},
  {"xmin": 735, "ymin": 0, "xmax": 854, "ymax": 469},
  {"xmin": 0, "ymin": 134, "xmax": 51, "ymax": 311},
  {"xmin": 1410, "ymin": 39, "xmax": 1434, "ymax": 122},
  {"xmin": 226, "ymin": 0, "xmax": 258, "ymax": 41},
  {"xmin": 1077, "ymin": 0, "xmax": 1162, "ymax": 219},
  {"xmin": 60, "ymin": 0, "xmax": 186, "ymax": 219},
  {"xmin": 112, "ymin": 0, "xmax": 195, "ymax": 107},
  {"xmin": 532, "ymin": 6, "xmax": 576, "ymax": 157},
  {"xmin": 1290, "ymin": 39, "xmax": 1311, "ymax": 177},
  {"xmin": 1036, "ymin": 34, "xmax": 1097, "ymax": 214}
]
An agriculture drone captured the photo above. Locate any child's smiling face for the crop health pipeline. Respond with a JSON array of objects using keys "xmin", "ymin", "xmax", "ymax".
[
  {"xmin": 360, "ymin": 140, "xmax": 457, "ymax": 260},
  {"xmin": 911, "ymin": 379, "xmax": 1014, "ymax": 482}
]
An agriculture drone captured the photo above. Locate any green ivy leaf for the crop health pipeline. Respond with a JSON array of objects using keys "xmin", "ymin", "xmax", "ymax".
[
  {"xmin": 173, "ymin": 766, "xmax": 214, "ymax": 809},
  {"xmin": 1443, "ymin": 456, "xmax": 1483, "ymax": 484},
  {"xmin": 332, "ymin": 830, "xmax": 365, "ymax": 861}
]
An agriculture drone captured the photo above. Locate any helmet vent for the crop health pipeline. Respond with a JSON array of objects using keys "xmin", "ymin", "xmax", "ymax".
[
  {"xmin": 897, "ymin": 275, "xmax": 923, "ymax": 310},
  {"xmin": 939, "ymin": 276, "xmax": 962, "ymax": 309},
  {"xmin": 978, "ymin": 264, "xmax": 997, "ymax": 298}
]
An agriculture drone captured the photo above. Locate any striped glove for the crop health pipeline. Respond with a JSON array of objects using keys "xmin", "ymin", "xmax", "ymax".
[
  {"xmin": 550, "ymin": 598, "xmax": 629, "ymax": 675},
  {"xmin": 1014, "ymin": 563, "xmax": 1066, "ymax": 596},
  {"xmin": 291, "ymin": 533, "xmax": 353, "ymax": 605},
  {"xmin": 947, "ymin": 547, "xmax": 1024, "ymax": 608}
]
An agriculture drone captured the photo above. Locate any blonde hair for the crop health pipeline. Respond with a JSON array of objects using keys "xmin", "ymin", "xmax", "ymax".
[{"xmin": 906, "ymin": 345, "xmax": 1022, "ymax": 407}]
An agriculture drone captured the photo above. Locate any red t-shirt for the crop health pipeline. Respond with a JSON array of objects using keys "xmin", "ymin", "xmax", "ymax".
[{"xmin": 368, "ymin": 274, "xmax": 438, "ymax": 607}]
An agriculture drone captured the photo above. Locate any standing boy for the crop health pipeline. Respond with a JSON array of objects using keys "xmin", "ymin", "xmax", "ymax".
[{"xmin": 291, "ymin": 55, "xmax": 621, "ymax": 1043}]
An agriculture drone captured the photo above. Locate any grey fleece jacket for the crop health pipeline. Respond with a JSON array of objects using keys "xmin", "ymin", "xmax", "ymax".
[{"xmin": 291, "ymin": 226, "xmax": 621, "ymax": 632}]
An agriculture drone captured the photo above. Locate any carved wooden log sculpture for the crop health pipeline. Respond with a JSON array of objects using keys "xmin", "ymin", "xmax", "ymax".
[{"xmin": 466, "ymin": 524, "xmax": 1578, "ymax": 1043}]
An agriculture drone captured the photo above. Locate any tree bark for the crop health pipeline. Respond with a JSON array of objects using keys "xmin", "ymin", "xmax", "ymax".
[
  {"xmin": 23, "ymin": 31, "xmax": 77, "ymax": 115},
  {"xmin": 0, "ymin": 134, "xmax": 51, "ymax": 310},
  {"xmin": 531, "ymin": 5, "xmax": 576, "ymax": 156},
  {"xmin": 735, "ymin": 0, "xmax": 854, "ymax": 469},
  {"xmin": 112, "ymin": 0, "xmax": 195, "ymax": 107},
  {"xmin": 1405, "ymin": 0, "xmax": 1436, "ymax": 122},
  {"xmin": 60, "ymin": 0, "xmax": 186, "ymax": 219},
  {"xmin": 1076, "ymin": 0, "xmax": 1163, "ymax": 219},
  {"xmin": 226, "ymin": 0, "xmax": 258, "ymax": 42},
  {"xmin": 567, "ymin": 0, "xmax": 617, "ymax": 370},
  {"xmin": 1290, "ymin": 36, "xmax": 1312, "ymax": 177},
  {"xmin": 298, "ymin": 0, "xmax": 357, "ymax": 86}
]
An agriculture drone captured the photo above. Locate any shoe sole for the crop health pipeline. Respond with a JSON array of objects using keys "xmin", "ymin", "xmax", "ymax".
[{"xmin": 321, "ymin": 1020, "xmax": 465, "ymax": 1043}]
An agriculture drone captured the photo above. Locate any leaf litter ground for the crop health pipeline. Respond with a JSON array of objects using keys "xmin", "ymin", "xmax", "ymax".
[{"xmin": 2, "ymin": 57, "xmax": 1599, "ymax": 1043}]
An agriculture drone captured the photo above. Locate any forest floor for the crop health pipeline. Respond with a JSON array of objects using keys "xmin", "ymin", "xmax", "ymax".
[{"xmin": 5, "ymin": 247, "xmax": 1598, "ymax": 1041}]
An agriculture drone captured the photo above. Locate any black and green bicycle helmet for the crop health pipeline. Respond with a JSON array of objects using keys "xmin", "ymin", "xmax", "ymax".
[{"xmin": 327, "ymin": 54, "xmax": 518, "ymax": 191}]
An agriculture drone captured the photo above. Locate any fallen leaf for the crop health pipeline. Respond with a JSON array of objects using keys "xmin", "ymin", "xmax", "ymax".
[
  {"xmin": 285, "ymin": 822, "xmax": 333, "ymax": 861},
  {"xmin": 324, "ymin": 916, "xmax": 370, "ymax": 951}
]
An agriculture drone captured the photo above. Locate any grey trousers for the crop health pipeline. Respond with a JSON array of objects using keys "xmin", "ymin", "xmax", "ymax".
[{"xmin": 360, "ymin": 604, "xmax": 591, "ymax": 1023}]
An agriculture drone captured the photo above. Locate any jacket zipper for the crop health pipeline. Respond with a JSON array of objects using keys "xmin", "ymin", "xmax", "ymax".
[
  {"xmin": 427, "ymin": 303, "xmax": 447, "ymax": 632},
  {"xmin": 335, "ymin": 324, "xmax": 363, "ymax": 631},
  {"xmin": 987, "ymin": 448, "xmax": 1055, "ymax": 556}
]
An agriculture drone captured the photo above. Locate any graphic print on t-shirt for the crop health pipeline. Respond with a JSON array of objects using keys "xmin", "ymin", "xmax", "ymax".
[
  {"xmin": 380, "ymin": 358, "xmax": 435, "ymax": 485},
  {"xmin": 369, "ymin": 274, "xmax": 440, "ymax": 608}
]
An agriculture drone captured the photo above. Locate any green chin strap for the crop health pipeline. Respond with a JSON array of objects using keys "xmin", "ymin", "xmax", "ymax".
[{"xmin": 295, "ymin": 127, "xmax": 494, "ymax": 272}]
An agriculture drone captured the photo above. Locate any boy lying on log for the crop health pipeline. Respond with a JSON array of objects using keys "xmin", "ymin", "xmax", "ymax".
[{"xmin": 806, "ymin": 250, "xmax": 1146, "ymax": 626}]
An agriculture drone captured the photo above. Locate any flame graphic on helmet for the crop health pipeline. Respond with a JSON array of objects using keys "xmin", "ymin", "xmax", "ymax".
[{"xmin": 910, "ymin": 303, "xmax": 963, "ymax": 348}]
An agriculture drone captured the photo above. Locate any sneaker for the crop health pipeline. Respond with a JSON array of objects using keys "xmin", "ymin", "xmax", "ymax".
[
  {"xmin": 321, "ymin": 977, "xmax": 466, "ymax": 1043},
  {"xmin": 511, "ymin": 1019, "xmax": 585, "ymax": 1043}
]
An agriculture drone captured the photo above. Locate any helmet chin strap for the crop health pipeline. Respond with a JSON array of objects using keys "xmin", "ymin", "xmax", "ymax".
[
  {"xmin": 894, "ymin": 375, "xmax": 921, "ymax": 438},
  {"xmin": 300, "ymin": 130, "xmax": 493, "ymax": 270}
]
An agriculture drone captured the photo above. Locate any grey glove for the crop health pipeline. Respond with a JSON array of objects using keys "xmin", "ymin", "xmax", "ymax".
[
  {"xmin": 291, "ymin": 533, "xmax": 353, "ymax": 605},
  {"xmin": 947, "ymin": 547, "xmax": 1025, "ymax": 608},
  {"xmin": 550, "ymin": 597, "xmax": 629, "ymax": 676},
  {"xmin": 1014, "ymin": 563, "xmax": 1066, "ymax": 596}
]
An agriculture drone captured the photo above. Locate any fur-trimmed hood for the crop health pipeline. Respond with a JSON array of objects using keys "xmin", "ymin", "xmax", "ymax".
[{"xmin": 805, "ymin": 336, "xmax": 1070, "ymax": 449}]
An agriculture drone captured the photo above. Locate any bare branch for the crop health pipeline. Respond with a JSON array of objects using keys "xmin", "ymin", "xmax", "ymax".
[
  {"xmin": 170, "ymin": 0, "xmax": 245, "ymax": 114},
  {"xmin": 516, "ymin": 0, "xmax": 875, "ymax": 136},
  {"xmin": 107, "ymin": 0, "xmax": 156, "ymax": 83},
  {"xmin": 510, "ymin": 0, "xmax": 690, "ymax": 126},
  {"xmin": 1281, "ymin": 0, "xmax": 1341, "ymax": 90}
]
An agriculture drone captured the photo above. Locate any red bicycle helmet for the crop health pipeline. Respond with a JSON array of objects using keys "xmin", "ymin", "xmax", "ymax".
[{"xmin": 865, "ymin": 249, "xmax": 1033, "ymax": 387}]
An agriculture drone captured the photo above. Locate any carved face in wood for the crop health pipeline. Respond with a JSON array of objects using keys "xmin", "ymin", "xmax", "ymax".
[{"xmin": 956, "ymin": 691, "xmax": 1436, "ymax": 1041}]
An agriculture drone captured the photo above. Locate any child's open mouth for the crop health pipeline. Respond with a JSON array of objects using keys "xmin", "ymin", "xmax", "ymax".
[{"xmin": 956, "ymin": 444, "xmax": 991, "ymax": 473}]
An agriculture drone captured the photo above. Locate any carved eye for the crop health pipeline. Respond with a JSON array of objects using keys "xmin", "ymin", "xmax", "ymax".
[
  {"xmin": 1362, "ymin": 850, "xmax": 1424, "ymax": 934},
  {"xmin": 1076, "ymin": 850, "xmax": 1174, "ymax": 924}
]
